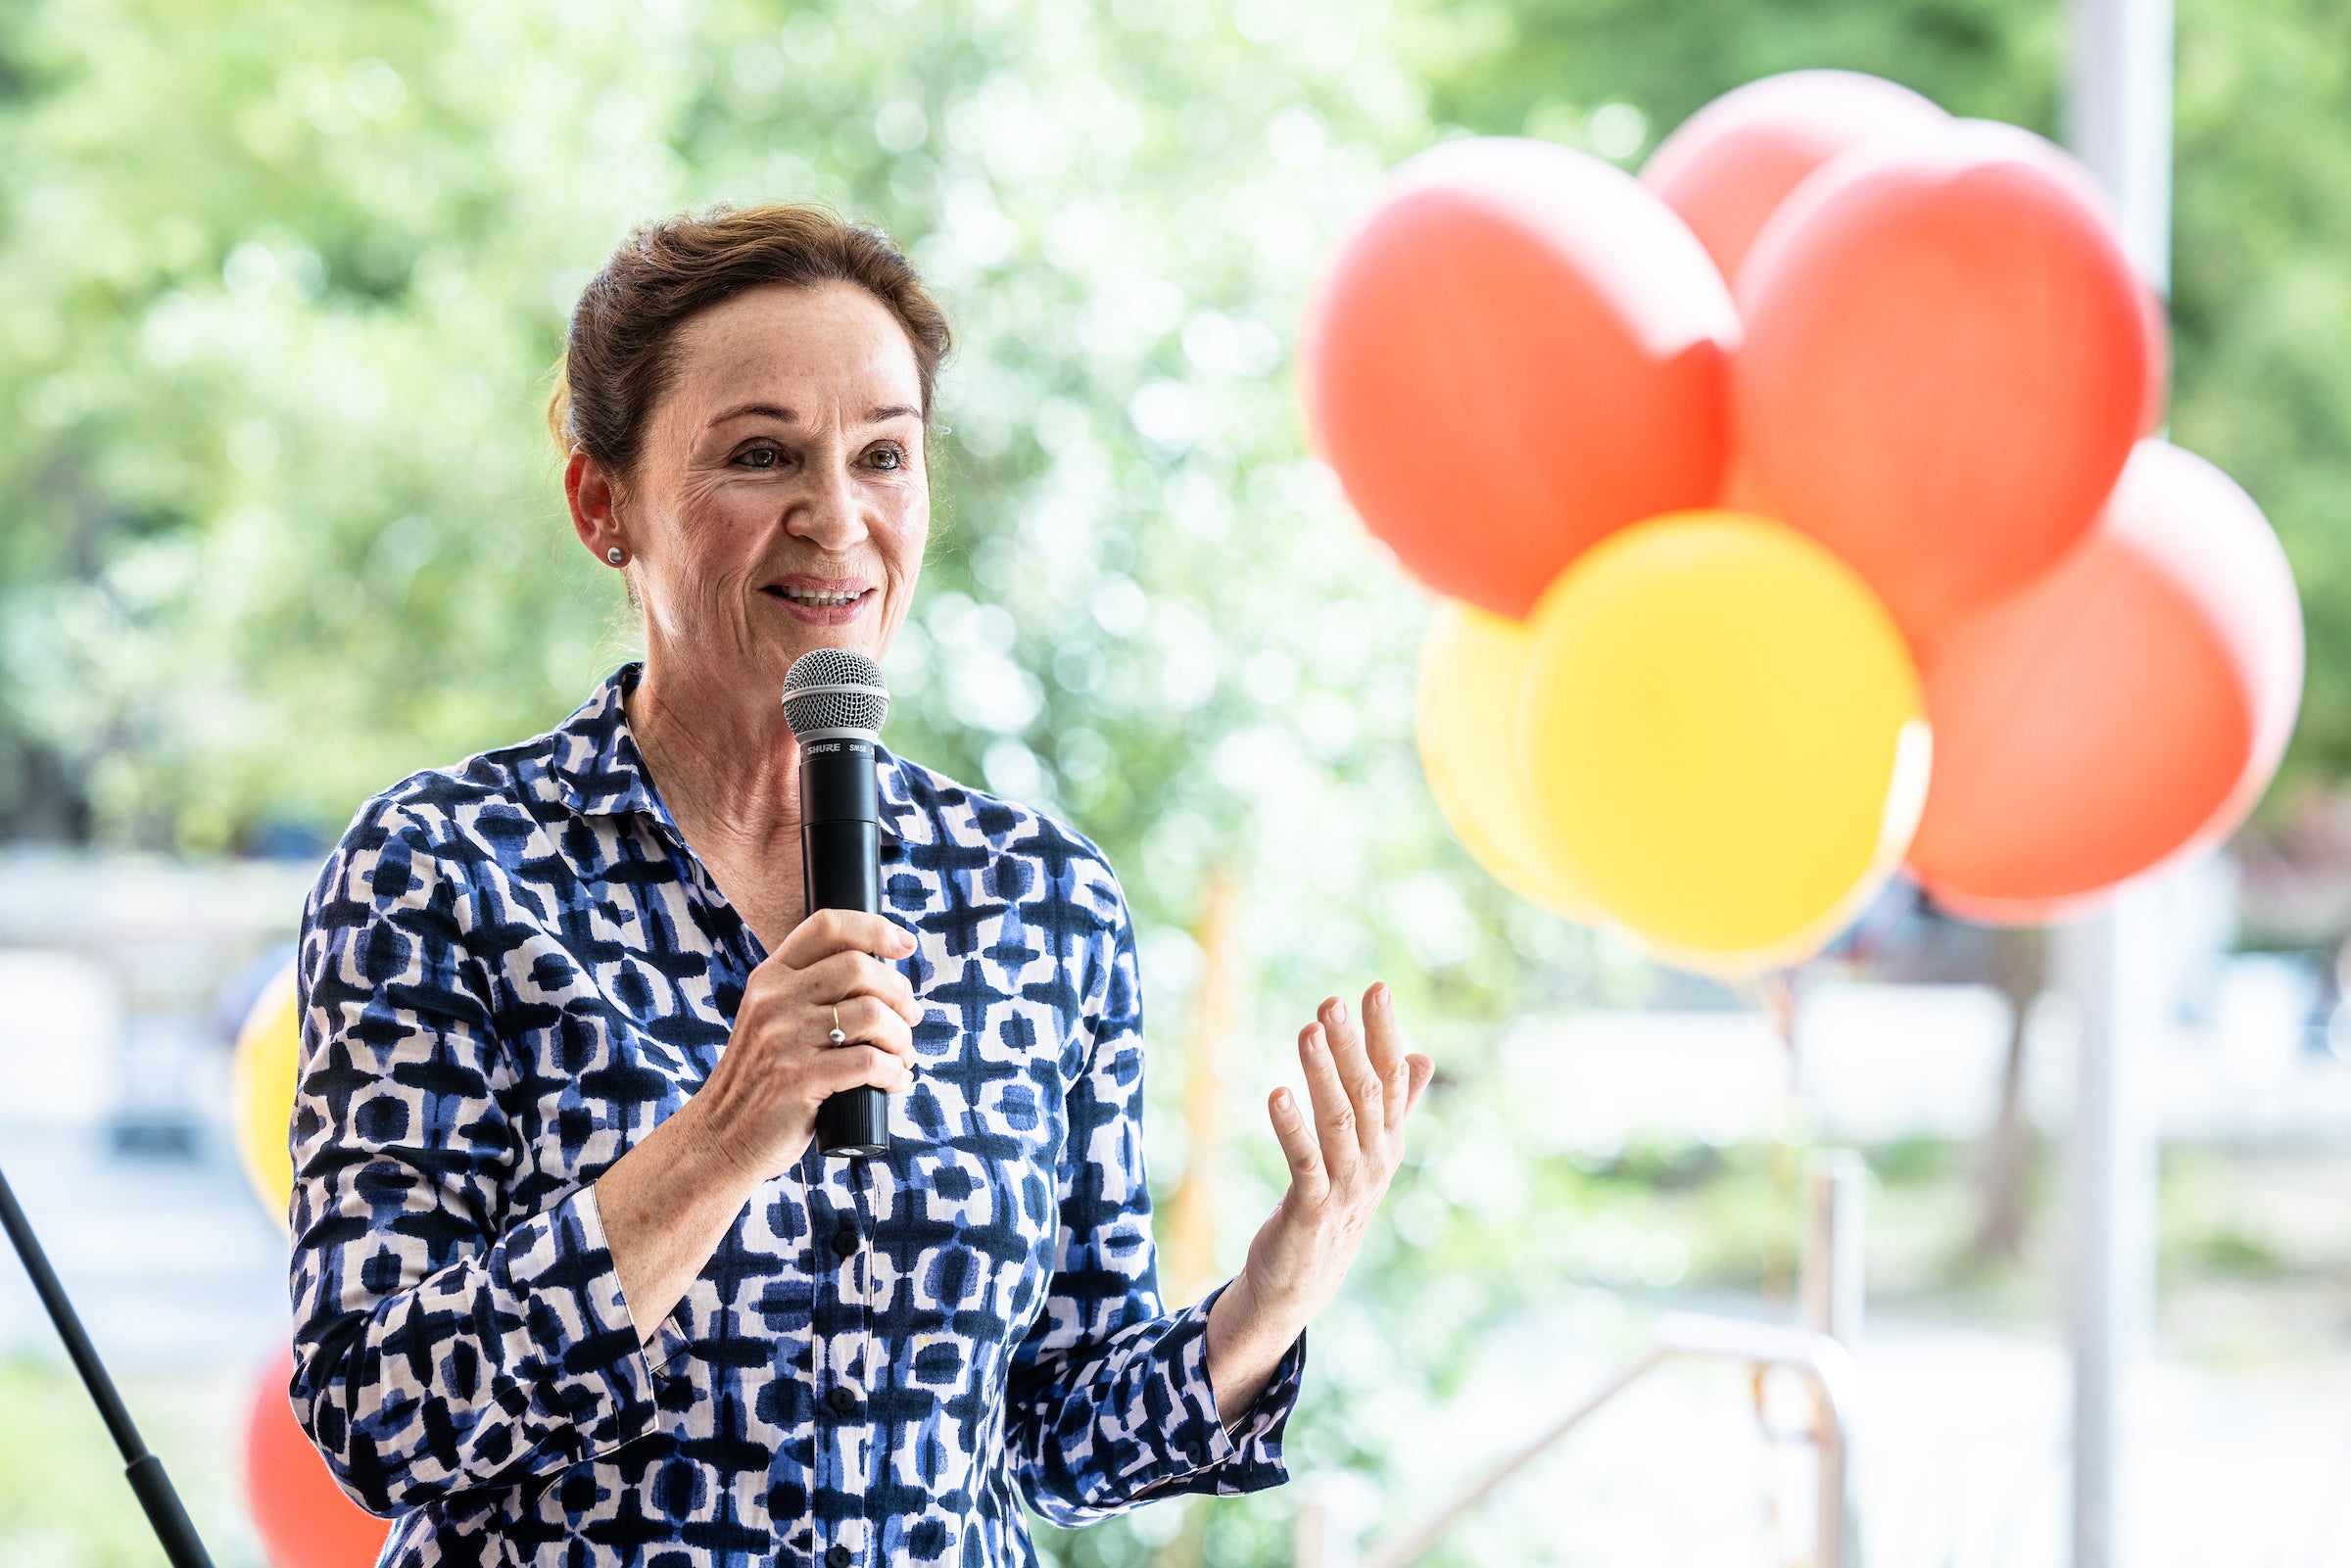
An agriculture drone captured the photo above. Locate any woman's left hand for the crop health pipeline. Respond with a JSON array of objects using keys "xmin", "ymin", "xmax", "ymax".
[{"xmin": 1205, "ymin": 980, "xmax": 1434, "ymax": 1419}]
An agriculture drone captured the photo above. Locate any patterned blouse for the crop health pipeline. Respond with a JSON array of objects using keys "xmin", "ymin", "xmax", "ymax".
[{"xmin": 289, "ymin": 664, "xmax": 1302, "ymax": 1568}]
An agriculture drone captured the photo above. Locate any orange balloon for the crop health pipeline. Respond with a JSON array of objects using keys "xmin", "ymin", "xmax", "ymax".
[
  {"xmin": 1955, "ymin": 117, "xmax": 2171, "ymax": 437},
  {"xmin": 1302, "ymin": 136, "xmax": 1739, "ymax": 619},
  {"xmin": 245, "ymin": 1346, "xmax": 392, "ymax": 1568},
  {"xmin": 1734, "ymin": 121, "xmax": 2152, "ymax": 642},
  {"xmin": 1642, "ymin": 70, "xmax": 1949, "ymax": 284},
  {"xmin": 1716, "ymin": 452, "xmax": 1777, "ymax": 514},
  {"xmin": 1908, "ymin": 440, "xmax": 2303, "ymax": 922}
]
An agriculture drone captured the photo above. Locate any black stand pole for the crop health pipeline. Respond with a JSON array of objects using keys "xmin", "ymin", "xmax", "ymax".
[{"xmin": 0, "ymin": 1158, "xmax": 216, "ymax": 1568}]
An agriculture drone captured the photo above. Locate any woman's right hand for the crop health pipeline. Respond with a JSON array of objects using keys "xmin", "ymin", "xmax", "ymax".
[{"xmin": 687, "ymin": 909, "xmax": 922, "ymax": 1183}]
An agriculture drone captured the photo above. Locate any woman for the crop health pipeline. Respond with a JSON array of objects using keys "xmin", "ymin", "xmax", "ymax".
[{"xmin": 290, "ymin": 204, "xmax": 1433, "ymax": 1568}]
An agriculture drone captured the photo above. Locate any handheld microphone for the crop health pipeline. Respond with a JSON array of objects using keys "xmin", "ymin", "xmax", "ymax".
[{"xmin": 782, "ymin": 647, "xmax": 892, "ymax": 1159}]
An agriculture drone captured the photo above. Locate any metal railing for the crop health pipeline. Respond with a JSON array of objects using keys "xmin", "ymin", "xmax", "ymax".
[{"xmin": 1297, "ymin": 1152, "xmax": 1868, "ymax": 1568}]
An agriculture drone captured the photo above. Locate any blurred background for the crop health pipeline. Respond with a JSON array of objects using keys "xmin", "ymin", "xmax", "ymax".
[{"xmin": 0, "ymin": 0, "xmax": 2346, "ymax": 1563}]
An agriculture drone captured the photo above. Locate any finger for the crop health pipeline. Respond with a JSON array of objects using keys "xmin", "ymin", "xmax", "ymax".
[
  {"xmin": 1318, "ymin": 995, "xmax": 1385, "ymax": 1154},
  {"xmin": 1298, "ymin": 1022, "xmax": 1361, "ymax": 1178},
  {"xmin": 1381, "ymin": 1049, "xmax": 1412, "ymax": 1140},
  {"xmin": 812, "ymin": 1042, "xmax": 914, "ymax": 1097},
  {"xmin": 1267, "ymin": 1085, "xmax": 1328, "ymax": 1205},
  {"xmin": 800, "ymin": 950, "xmax": 922, "ymax": 1023},
  {"xmin": 774, "ymin": 908, "xmax": 917, "ymax": 970},
  {"xmin": 1401, "ymin": 1054, "xmax": 1435, "ymax": 1118},
  {"xmin": 1363, "ymin": 982, "xmax": 1415, "ymax": 1132},
  {"xmin": 830, "ymin": 996, "xmax": 916, "ymax": 1068},
  {"xmin": 1361, "ymin": 981, "xmax": 1407, "ymax": 1100}
]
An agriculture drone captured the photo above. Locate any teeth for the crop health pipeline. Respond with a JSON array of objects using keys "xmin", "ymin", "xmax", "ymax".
[{"xmin": 781, "ymin": 586, "xmax": 862, "ymax": 606}]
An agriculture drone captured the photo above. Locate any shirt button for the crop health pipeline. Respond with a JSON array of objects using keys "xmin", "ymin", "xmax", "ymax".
[
  {"xmin": 827, "ymin": 1385, "xmax": 862, "ymax": 1419},
  {"xmin": 827, "ymin": 1545, "xmax": 852, "ymax": 1568},
  {"xmin": 831, "ymin": 1226, "xmax": 860, "ymax": 1258}
]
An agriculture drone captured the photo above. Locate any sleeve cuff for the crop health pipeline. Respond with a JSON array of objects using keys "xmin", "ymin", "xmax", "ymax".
[
  {"xmin": 521, "ymin": 1184, "xmax": 665, "ymax": 1452},
  {"xmin": 1135, "ymin": 1282, "xmax": 1306, "ymax": 1498},
  {"xmin": 579, "ymin": 1181, "xmax": 697, "ymax": 1382}
]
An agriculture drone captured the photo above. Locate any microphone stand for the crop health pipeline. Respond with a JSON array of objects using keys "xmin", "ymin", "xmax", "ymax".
[{"xmin": 0, "ymin": 1157, "xmax": 216, "ymax": 1568}]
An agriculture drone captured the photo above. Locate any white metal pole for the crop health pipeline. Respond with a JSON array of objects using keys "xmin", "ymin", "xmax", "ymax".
[
  {"xmin": 2068, "ymin": 0, "xmax": 2175, "ymax": 291},
  {"xmin": 1800, "ymin": 1150, "xmax": 1868, "ymax": 1350},
  {"xmin": 2063, "ymin": 3, "xmax": 2172, "ymax": 1564},
  {"xmin": 2058, "ymin": 897, "xmax": 2163, "ymax": 1568},
  {"xmin": 1800, "ymin": 1150, "xmax": 1867, "ymax": 1567}
]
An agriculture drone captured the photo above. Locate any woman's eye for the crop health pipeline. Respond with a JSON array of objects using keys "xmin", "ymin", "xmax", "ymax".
[
  {"xmin": 738, "ymin": 445, "xmax": 781, "ymax": 469},
  {"xmin": 869, "ymin": 446, "xmax": 903, "ymax": 471}
]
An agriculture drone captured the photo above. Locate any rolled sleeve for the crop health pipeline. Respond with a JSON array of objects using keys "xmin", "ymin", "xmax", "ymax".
[
  {"xmin": 512, "ymin": 1183, "xmax": 664, "ymax": 1446},
  {"xmin": 1128, "ymin": 1282, "xmax": 1306, "ymax": 1499},
  {"xmin": 289, "ymin": 803, "xmax": 663, "ymax": 1515},
  {"xmin": 1006, "ymin": 872, "xmax": 1305, "ymax": 1525}
]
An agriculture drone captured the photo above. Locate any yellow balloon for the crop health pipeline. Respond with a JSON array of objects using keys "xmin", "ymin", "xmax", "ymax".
[
  {"xmin": 1519, "ymin": 511, "xmax": 1931, "ymax": 970},
  {"xmin": 231, "ymin": 962, "xmax": 300, "ymax": 1231},
  {"xmin": 1416, "ymin": 600, "xmax": 1597, "ymax": 920}
]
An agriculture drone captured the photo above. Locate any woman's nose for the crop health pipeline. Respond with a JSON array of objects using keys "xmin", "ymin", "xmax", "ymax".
[{"xmin": 788, "ymin": 455, "xmax": 869, "ymax": 547}]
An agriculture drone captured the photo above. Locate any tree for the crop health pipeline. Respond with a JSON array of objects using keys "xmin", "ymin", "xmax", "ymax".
[{"xmin": 0, "ymin": 0, "xmax": 1613, "ymax": 1560}]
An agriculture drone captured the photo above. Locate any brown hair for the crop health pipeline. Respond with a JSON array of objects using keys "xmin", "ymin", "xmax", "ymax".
[{"xmin": 547, "ymin": 203, "xmax": 952, "ymax": 475}]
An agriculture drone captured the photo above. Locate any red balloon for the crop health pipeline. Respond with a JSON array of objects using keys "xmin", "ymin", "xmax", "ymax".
[
  {"xmin": 1972, "ymin": 119, "xmax": 2171, "ymax": 438},
  {"xmin": 1642, "ymin": 70, "xmax": 1949, "ymax": 284},
  {"xmin": 1302, "ymin": 137, "xmax": 1738, "ymax": 619},
  {"xmin": 1908, "ymin": 440, "xmax": 2303, "ymax": 922},
  {"xmin": 1969, "ymin": 119, "xmax": 2173, "ymax": 441},
  {"xmin": 1734, "ymin": 121, "xmax": 2152, "ymax": 642},
  {"xmin": 245, "ymin": 1346, "xmax": 392, "ymax": 1568},
  {"xmin": 1717, "ymin": 452, "xmax": 1777, "ymax": 514}
]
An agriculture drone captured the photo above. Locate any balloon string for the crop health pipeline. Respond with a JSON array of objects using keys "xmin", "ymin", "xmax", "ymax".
[
  {"xmin": 1754, "ymin": 964, "xmax": 1799, "ymax": 1106},
  {"xmin": 1752, "ymin": 963, "xmax": 1803, "ymax": 1306}
]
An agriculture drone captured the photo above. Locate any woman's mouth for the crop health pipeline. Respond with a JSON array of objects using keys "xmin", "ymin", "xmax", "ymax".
[{"xmin": 763, "ymin": 579, "xmax": 875, "ymax": 624}]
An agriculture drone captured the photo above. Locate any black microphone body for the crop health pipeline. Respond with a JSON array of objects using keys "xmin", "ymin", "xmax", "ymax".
[
  {"xmin": 800, "ymin": 734, "xmax": 888, "ymax": 1157},
  {"xmin": 782, "ymin": 647, "xmax": 894, "ymax": 1160}
]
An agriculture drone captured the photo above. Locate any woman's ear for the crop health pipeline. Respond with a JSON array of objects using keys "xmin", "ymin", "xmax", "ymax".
[{"xmin": 566, "ymin": 446, "xmax": 628, "ymax": 562}]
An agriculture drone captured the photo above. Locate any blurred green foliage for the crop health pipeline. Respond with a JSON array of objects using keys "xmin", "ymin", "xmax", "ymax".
[
  {"xmin": 0, "ymin": 0, "xmax": 2345, "ymax": 1561},
  {"xmin": 0, "ymin": 0, "xmax": 1575, "ymax": 1021},
  {"xmin": 1, "ymin": 0, "xmax": 2341, "ymax": 856},
  {"xmin": 0, "ymin": 0, "xmax": 1638, "ymax": 1560},
  {"xmin": 0, "ymin": 1361, "xmax": 266, "ymax": 1568}
]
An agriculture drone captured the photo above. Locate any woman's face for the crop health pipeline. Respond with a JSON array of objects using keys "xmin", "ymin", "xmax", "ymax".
[{"xmin": 584, "ymin": 280, "xmax": 930, "ymax": 705}]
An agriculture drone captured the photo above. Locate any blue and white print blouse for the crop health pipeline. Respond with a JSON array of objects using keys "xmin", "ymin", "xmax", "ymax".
[{"xmin": 289, "ymin": 663, "xmax": 1302, "ymax": 1567}]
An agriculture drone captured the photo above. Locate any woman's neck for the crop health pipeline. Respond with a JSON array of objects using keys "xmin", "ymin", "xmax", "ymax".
[{"xmin": 626, "ymin": 653, "xmax": 806, "ymax": 873}]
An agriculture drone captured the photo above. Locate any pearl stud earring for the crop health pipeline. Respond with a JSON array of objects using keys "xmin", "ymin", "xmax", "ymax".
[{"xmin": 606, "ymin": 546, "xmax": 625, "ymax": 565}]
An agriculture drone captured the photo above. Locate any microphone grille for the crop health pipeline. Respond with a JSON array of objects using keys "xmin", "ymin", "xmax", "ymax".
[{"xmin": 781, "ymin": 647, "xmax": 889, "ymax": 738}]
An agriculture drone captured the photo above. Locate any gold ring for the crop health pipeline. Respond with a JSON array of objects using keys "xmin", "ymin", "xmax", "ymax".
[{"xmin": 829, "ymin": 1004, "xmax": 847, "ymax": 1046}]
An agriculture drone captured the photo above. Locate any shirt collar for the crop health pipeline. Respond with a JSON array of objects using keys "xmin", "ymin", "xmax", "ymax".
[{"xmin": 550, "ymin": 663, "xmax": 909, "ymax": 842}]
